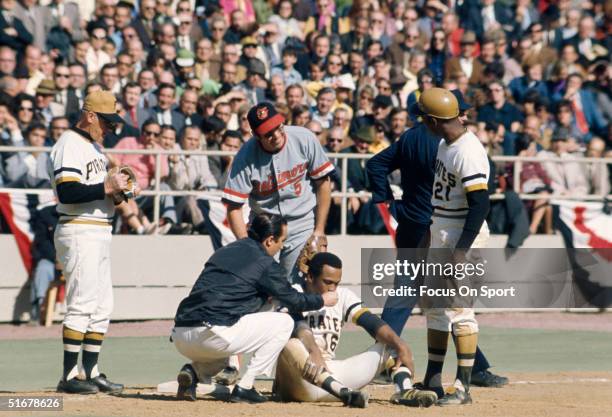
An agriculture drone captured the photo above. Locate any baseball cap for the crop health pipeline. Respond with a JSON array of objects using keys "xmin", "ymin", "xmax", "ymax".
[
  {"xmin": 83, "ymin": 90, "xmax": 125, "ymax": 125},
  {"xmin": 247, "ymin": 102, "xmax": 285, "ymax": 136},
  {"xmin": 175, "ymin": 49, "xmax": 195, "ymax": 67},
  {"xmin": 450, "ymin": 89, "xmax": 472, "ymax": 112}
]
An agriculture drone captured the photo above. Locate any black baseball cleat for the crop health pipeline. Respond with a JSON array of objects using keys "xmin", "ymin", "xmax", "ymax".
[
  {"xmin": 390, "ymin": 388, "xmax": 438, "ymax": 407},
  {"xmin": 88, "ymin": 374, "xmax": 124, "ymax": 394},
  {"xmin": 339, "ymin": 388, "xmax": 369, "ymax": 408},
  {"xmin": 215, "ymin": 366, "xmax": 239, "ymax": 386},
  {"xmin": 437, "ymin": 389, "xmax": 472, "ymax": 406},
  {"xmin": 57, "ymin": 377, "xmax": 99, "ymax": 394},
  {"xmin": 413, "ymin": 382, "xmax": 444, "ymax": 400},
  {"xmin": 471, "ymin": 370, "xmax": 509, "ymax": 387},
  {"xmin": 177, "ymin": 364, "xmax": 198, "ymax": 401},
  {"xmin": 229, "ymin": 385, "xmax": 267, "ymax": 404}
]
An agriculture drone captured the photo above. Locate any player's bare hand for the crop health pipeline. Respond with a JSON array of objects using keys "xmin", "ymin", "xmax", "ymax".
[
  {"xmin": 104, "ymin": 172, "xmax": 128, "ymax": 195},
  {"xmin": 321, "ymin": 291, "xmax": 338, "ymax": 307},
  {"xmin": 303, "ymin": 353, "xmax": 328, "ymax": 383}
]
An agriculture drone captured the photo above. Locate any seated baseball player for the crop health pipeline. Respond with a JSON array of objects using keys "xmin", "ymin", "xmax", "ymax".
[
  {"xmin": 274, "ymin": 252, "xmax": 438, "ymax": 408},
  {"xmin": 171, "ymin": 213, "xmax": 338, "ymax": 404}
]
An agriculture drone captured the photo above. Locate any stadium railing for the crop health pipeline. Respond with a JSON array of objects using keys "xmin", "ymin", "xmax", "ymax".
[{"xmin": 1, "ymin": 145, "xmax": 610, "ymax": 235}]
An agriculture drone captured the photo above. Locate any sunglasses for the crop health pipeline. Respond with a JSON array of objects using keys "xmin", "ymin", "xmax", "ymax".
[
  {"xmin": 19, "ymin": 106, "xmax": 33, "ymax": 111},
  {"xmin": 55, "ymin": 73, "xmax": 70, "ymax": 78},
  {"xmin": 144, "ymin": 130, "xmax": 160, "ymax": 137},
  {"xmin": 328, "ymin": 137, "xmax": 343, "ymax": 142}
]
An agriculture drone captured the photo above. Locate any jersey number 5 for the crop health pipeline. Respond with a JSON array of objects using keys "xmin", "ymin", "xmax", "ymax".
[
  {"xmin": 293, "ymin": 181, "xmax": 302, "ymax": 196},
  {"xmin": 434, "ymin": 181, "xmax": 451, "ymax": 201}
]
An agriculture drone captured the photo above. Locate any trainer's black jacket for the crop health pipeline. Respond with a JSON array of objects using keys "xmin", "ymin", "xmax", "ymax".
[{"xmin": 174, "ymin": 238, "xmax": 323, "ymax": 327}]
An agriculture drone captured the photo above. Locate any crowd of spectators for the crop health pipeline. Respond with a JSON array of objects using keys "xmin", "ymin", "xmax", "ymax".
[{"xmin": 0, "ymin": 0, "xmax": 610, "ymax": 240}]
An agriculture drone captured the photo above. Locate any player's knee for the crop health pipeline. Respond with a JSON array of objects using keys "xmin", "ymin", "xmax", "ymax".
[
  {"xmin": 279, "ymin": 338, "xmax": 309, "ymax": 367},
  {"xmin": 452, "ymin": 322, "xmax": 478, "ymax": 337},
  {"xmin": 275, "ymin": 313, "xmax": 295, "ymax": 338}
]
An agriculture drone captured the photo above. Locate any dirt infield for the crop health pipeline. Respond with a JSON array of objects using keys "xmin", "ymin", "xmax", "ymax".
[{"xmin": 3, "ymin": 371, "xmax": 611, "ymax": 417}]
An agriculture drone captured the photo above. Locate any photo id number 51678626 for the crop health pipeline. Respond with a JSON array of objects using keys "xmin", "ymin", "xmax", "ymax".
[{"xmin": 0, "ymin": 396, "xmax": 63, "ymax": 411}]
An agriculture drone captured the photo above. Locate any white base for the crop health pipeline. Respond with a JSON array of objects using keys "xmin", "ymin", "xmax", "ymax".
[{"xmin": 156, "ymin": 380, "xmax": 233, "ymax": 398}]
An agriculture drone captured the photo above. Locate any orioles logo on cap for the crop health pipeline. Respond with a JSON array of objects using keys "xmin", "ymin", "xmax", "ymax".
[{"xmin": 256, "ymin": 107, "xmax": 269, "ymax": 120}]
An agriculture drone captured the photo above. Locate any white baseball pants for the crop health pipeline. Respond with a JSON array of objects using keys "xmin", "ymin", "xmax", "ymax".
[
  {"xmin": 275, "ymin": 341, "xmax": 389, "ymax": 402},
  {"xmin": 423, "ymin": 216, "xmax": 489, "ymax": 335},
  {"xmin": 54, "ymin": 223, "xmax": 113, "ymax": 334},
  {"xmin": 173, "ymin": 311, "xmax": 294, "ymax": 389}
]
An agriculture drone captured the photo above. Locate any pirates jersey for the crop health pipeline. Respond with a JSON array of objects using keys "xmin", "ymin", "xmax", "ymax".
[{"xmin": 431, "ymin": 130, "xmax": 489, "ymax": 217}]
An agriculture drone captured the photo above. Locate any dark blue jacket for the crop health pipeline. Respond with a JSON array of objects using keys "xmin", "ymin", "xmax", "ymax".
[
  {"xmin": 477, "ymin": 102, "xmax": 524, "ymax": 131},
  {"xmin": 366, "ymin": 123, "xmax": 440, "ymax": 226},
  {"xmin": 174, "ymin": 238, "xmax": 323, "ymax": 327}
]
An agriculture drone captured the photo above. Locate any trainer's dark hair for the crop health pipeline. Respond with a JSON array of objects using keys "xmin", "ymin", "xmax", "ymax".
[
  {"xmin": 247, "ymin": 213, "xmax": 287, "ymax": 242},
  {"xmin": 308, "ymin": 252, "xmax": 342, "ymax": 278}
]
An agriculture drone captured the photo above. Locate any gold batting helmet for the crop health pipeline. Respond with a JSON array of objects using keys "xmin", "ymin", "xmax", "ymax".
[{"xmin": 414, "ymin": 87, "xmax": 459, "ymax": 119}]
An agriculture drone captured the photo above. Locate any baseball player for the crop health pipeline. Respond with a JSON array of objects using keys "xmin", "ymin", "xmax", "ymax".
[
  {"xmin": 222, "ymin": 102, "xmax": 333, "ymax": 282},
  {"xmin": 171, "ymin": 213, "xmax": 338, "ymax": 404},
  {"xmin": 274, "ymin": 252, "xmax": 438, "ymax": 408},
  {"xmin": 366, "ymin": 89, "xmax": 507, "ymax": 389},
  {"xmin": 50, "ymin": 91, "xmax": 135, "ymax": 394},
  {"xmin": 415, "ymin": 88, "xmax": 491, "ymax": 405}
]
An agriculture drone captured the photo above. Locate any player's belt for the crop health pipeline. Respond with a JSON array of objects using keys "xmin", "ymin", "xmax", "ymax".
[
  {"xmin": 59, "ymin": 218, "xmax": 113, "ymax": 226},
  {"xmin": 432, "ymin": 207, "xmax": 468, "ymax": 219}
]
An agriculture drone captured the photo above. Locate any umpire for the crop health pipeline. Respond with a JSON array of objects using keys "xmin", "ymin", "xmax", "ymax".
[
  {"xmin": 172, "ymin": 213, "xmax": 338, "ymax": 404},
  {"xmin": 366, "ymin": 90, "xmax": 507, "ymax": 388}
]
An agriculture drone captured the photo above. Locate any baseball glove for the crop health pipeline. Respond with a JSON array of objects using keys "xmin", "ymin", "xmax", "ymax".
[
  {"xmin": 108, "ymin": 165, "xmax": 137, "ymax": 204},
  {"xmin": 296, "ymin": 234, "xmax": 328, "ymax": 275}
]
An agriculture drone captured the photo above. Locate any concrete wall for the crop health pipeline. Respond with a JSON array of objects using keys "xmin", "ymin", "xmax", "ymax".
[{"xmin": 0, "ymin": 234, "xmax": 565, "ymax": 322}]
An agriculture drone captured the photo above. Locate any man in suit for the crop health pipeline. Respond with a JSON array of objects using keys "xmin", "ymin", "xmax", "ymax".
[
  {"xmin": 42, "ymin": 0, "xmax": 85, "ymax": 43},
  {"xmin": 552, "ymin": 73, "xmax": 608, "ymax": 141},
  {"xmin": 176, "ymin": 89, "xmax": 203, "ymax": 128},
  {"xmin": 563, "ymin": 15, "xmax": 608, "ymax": 67},
  {"xmin": 13, "ymin": 0, "xmax": 46, "ymax": 51},
  {"xmin": 194, "ymin": 38, "xmax": 221, "ymax": 83},
  {"xmin": 132, "ymin": 0, "xmax": 156, "ymax": 49},
  {"xmin": 234, "ymin": 60, "xmax": 266, "ymax": 107},
  {"xmin": 444, "ymin": 31, "xmax": 484, "ymax": 87},
  {"xmin": 176, "ymin": 13, "xmax": 196, "ymax": 53},
  {"xmin": 340, "ymin": 16, "xmax": 371, "ymax": 54},
  {"xmin": 34, "ymin": 79, "xmax": 63, "ymax": 126},
  {"xmin": 523, "ymin": 23, "xmax": 557, "ymax": 68},
  {"xmin": 342, "ymin": 125, "xmax": 385, "ymax": 234},
  {"xmin": 386, "ymin": 25, "xmax": 421, "ymax": 73},
  {"xmin": 122, "ymin": 82, "xmax": 148, "ymax": 129},
  {"xmin": 68, "ymin": 63, "xmax": 86, "ymax": 109},
  {"xmin": 52, "ymin": 64, "xmax": 79, "ymax": 118},
  {"xmin": 0, "ymin": 0, "xmax": 33, "ymax": 51},
  {"xmin": 146, "ymin": 82, "xmax": 184, "ymax": 132}
]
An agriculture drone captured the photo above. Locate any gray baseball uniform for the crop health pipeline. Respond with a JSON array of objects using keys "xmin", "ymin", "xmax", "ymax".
[{"xmin": 222, "ymin": 125, "xmax": 334, "ymax": 280}]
